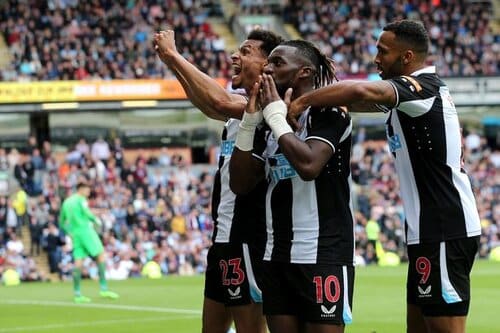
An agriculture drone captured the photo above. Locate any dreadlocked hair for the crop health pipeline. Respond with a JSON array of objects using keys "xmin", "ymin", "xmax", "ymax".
[{"xmin": 281, "ymin": 39, "xmax": 338, "ymax": 88}]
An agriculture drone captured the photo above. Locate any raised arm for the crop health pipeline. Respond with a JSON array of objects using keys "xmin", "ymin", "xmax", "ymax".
[
  {"xmin": 229, "ymin": 81, "xmax": 266, "ymax": 194},
  {"xmin": 154, "ymin": 30, "xmax": 246, "ymax": 121}
]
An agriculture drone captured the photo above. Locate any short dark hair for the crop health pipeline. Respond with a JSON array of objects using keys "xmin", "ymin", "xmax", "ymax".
[
  {"xmin": 77, "ymin": 181, "xmax": 90, "ymax": 189},
  {"xmin": 383, "ymin": 20, "xmax": 429, "ymax": 55},
  {"xmin": 281, "ymin": 39, "xmax": 337, "ymax": 88},
  {"xmin": 247, "ymin": 29, "xmax": 284, "ymax": 57}
]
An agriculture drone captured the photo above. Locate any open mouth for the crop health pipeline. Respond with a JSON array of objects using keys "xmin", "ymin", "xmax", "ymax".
[{"xmin": 232, "ymin": 63, "xmax": 241, "ymax": 78}]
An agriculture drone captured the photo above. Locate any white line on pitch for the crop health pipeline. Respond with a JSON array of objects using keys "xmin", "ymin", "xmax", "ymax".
[
  {"xmin": 0, "ymin": 315, "xmax": 198, "ymax": 332},
  {"xmin": 0, "ymin": 299, "xmax": 201, "ymax": 314}
]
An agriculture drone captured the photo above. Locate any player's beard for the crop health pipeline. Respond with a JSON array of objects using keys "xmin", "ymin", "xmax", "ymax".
[{"xmin": 382, "ymin": 57, "xmax": 405, "ymax": 80}]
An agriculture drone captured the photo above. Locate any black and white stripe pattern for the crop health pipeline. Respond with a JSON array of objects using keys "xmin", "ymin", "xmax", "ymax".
[
  {"xmin": 211, "ymin": 119, "xmax": 268, "ymax": 250},
  {"xmin": 262, "ymin": 107, "xmax": 355, "ymax": 265},
  {"xmin": 211, "ymin": 119, "xmax": 238, "ymax": 243},
  {"xmin": 385, "ymin": 66, "xmax": 481, "ymax": 245}
]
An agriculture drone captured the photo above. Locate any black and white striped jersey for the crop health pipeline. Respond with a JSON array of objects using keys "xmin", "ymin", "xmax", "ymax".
[
  {"xmin": 211, "ymin": 119, "xmax": 267, "ymax": 251},
  {"xmin": 385, "ymin": 66, "xmax": 481, "ymax": 245},
  {"xmin": 261, "ymin": 107, "xmax": 355, "ymax": 265}
]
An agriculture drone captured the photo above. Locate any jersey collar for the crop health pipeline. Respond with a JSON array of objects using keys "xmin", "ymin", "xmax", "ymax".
[{"xmin": 410, "ymin": 66, "xmax": 436, "ymax": 76}]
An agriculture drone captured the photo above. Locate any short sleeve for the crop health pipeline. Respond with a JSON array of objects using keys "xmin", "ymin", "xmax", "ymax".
[
  {"xmin": 305, "ymin": 107, "xmax": 352, "ymax": 154},
  {"xmin": 388, "ymin": 75, "xmax": 439, "ymax": 117}
]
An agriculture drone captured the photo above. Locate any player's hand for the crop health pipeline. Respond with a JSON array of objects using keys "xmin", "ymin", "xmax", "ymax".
[
  {"xmin": 245, "ymin": 77, "xmax": 262, "ymax": 115},
  {"xmin": 259, "ymin": 74, "xmax": 281, "ymax": 108},
  {"xmin": 94, "ymin": 217, "xmax": 103, "ymax": 227},
  {"xmin": 287, "ymin": 90, "xmax": 307, "ymax": 131},
  {"xmin": 153, "ymin": 30, "xmax": 177, "ymax": 63}
]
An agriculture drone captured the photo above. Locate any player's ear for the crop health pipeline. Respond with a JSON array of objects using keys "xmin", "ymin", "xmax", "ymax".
[
  {"xmin": 403, "ymin": 50, "xmax": 414, "ymax": 65},
  {"xmin": 299, "ymin": 66, "xmax": 314, "ymax": 79}
]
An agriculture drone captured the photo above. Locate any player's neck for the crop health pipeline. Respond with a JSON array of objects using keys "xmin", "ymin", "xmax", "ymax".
[
  {"xmin": 285, "ymin": 83, "xmax": 313, "ymax": 102},
  {"xmin": 404, "ymin": 62, "xmax": 426, "ymax": 76}
]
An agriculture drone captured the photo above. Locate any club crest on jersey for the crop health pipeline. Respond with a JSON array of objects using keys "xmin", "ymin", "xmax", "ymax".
[
  {"xmin": 220, "ymin": 140, "xmax": 235, "ymax": 157},
  {"xmin": 418, "ymin": 285, "xmax": 432, "ymax": 298},
  {"xmin": 320, "ymin": 304, "xmax": 337, "ymax": 318},
  {"xmin": 268, "ymin": 153, "xmax": 298, "ymax": 182}
]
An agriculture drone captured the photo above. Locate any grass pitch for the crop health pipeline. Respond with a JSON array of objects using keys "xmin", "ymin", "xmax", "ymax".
[{"xmin": 0, "ymin": 260, "xmax": 498, "ymax": 333}]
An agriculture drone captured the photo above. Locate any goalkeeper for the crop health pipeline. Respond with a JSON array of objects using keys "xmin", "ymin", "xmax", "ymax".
[{"xmin": 59, "ymin": 181, "xmax": 119, "ymax": 303}]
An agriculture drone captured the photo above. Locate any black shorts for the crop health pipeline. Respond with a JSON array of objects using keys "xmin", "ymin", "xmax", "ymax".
[
  {"xmin": 204, "ymin": 242, "xmax": 263, "ymax": 306},
  {"xmin": 260, "ymin": 261, "xmax": 355, "ymax": 325},
  {"xmin": 407, "ymin": 236, "xmax": 479, "ymax": 316}
]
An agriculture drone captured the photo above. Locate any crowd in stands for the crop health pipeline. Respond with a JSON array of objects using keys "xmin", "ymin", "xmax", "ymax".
[
  {"xmin": 350, "ymin": 129, "xmax": 500, "ymax": 265},
  {"xmin": 1, "ymin": 1, "xmax": 498, "ymax": 81},
  {"xmin": 0, "ymin": 128, "xmax": 498, "ymax": 282},
  {"xmin": 266, "ymin": 0, "xmax": 499, "ymax": 77},
  {"xmin": 0, "ymin": 0, "xmax": 498, "ymax": 283},
  {"xmin": 0, "ymin": 0, "xmax": 230, "ymax": 81}
]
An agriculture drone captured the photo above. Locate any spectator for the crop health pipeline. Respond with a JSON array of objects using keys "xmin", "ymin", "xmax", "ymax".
[
  {"xmin": 6, "ymin": 232, "xmax": 24, "ymax": 255},
  {"xmin": 26, "ymin": 135, "xmax": 38, "ymax": 155},
  {"xmin": 111, "ymin": 138, "xmax": 124, "ymax": 169},
  {"xmin": 0, "ymin": 197, "xmax": 6, "ymax": 243},
  {"xmin": 157, "ymin": 147, "xmax": 171, "ymax": 167},
  {"xmin": 31, "ymin": 149, "xmax": 45, "ymax": 170},
  {"xmin": 0, "ymin": 149, "xmax": 9, "ymax": 171},
  {"xmin": 91, "ymin": 136, "xmax": 111, "ymax": 163},
  {"xmin": 43, "ymin": 222, "xmax": 65, "ymax": 275},
  {"xmin": 282, "ymin": 0, "xmax": 498, "ymax": 77},
  {"xmin": 12, "ymin": 189, "xmax": 28, "ymax": 234},
  {"xmin": 29, "ymin": 216, "xmax": 43, "ymax": 256},
  {"xmin": 75, "ymin": 138, "xmax": 90, "ymax": 156},
  {"xmin": 0, "ymin": 125, "xmax": 495, "ymax": 284},
  {"xmin": 0, "ymin": 0, "xmax": 232, "ymax": 81}
]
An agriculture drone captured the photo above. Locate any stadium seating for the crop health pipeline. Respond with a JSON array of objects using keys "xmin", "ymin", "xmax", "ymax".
[
  {"xmin": 0, "ymin": 1, "xmax": 498, "ymax": 280},
  {"xmin": 0, "ymin": 0, "xmax": 231, "ymax": 81},
  {"xmin": 243, "ymin": 0, "xmax": 500, "ymax": 77},
  {"xmin": 0, "ymin": 130, "xmax": 497, "ymax": 280},
  {"xmin": 2, "ymin": 1, "xmax": 497, "ymax": 81}
]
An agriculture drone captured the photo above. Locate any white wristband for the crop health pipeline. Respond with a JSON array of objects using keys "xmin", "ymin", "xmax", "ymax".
[
  {"xmin": 263, "ymin": 100, "xmax": 293, "ymax": 140},
  {"xmin": 235, "ymin": 125, "xmax": 255, "ymax": 151},
  {"xmin": 241, "ymin": 110, "xmax": 263, "ymax": 129},
  {"xmin": 235, "ymin": 111, "xmax": 262, "ymax": 151}
]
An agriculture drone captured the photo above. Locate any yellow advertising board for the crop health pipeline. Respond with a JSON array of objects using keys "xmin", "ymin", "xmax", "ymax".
[{"xmin": 0, "ymin": 79, "xmax": 227, "ymax": 104}]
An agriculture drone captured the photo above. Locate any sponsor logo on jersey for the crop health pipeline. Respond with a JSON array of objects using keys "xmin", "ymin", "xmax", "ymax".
[
  {"xmin": 320, "ymin": 304, "xmax": 337, "ymax": 318},
  {"xmin": 387, "ymin": 133, "xmax": 402, "ymax": 152},
  {"xmin": 220, "ymin": 140, "xmax": 235, "ymax": 157},
  {"xmin": 268, "ymin": 153, "xmax": 298, "ymax": 182},
  {"xmin": 418, "ymin": 285, "xmax": 432, "ymax": 298},
  {"xmin": 228, "ymin": 286, "xmax": 241, "ymax": 299}
]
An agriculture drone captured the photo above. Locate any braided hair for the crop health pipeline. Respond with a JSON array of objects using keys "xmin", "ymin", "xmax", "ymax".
[{"xmin": 280, "ymin": 39, "xmax": 338, "ymax": 88}]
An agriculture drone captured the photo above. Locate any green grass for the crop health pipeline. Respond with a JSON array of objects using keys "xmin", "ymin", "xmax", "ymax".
[{"xmin": 0, "ymin": 260, "xmax": 498, "ymax": 332}]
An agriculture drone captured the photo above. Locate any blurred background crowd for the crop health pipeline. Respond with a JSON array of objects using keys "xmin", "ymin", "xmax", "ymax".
[
  {"xmin": 0, "ymin": 0, "xmax": 498, "ymax": 282},
  {"xmin": 0, "ymin": 0, "xmax": 497, "ymax": 82},
  {"xmin": 0, "ymin": 128, "xmax": 498, "ymax": 282}
]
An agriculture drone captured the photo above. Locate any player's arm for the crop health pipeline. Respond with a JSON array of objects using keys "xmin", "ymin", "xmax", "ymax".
[
  {"xmin": 277, "ymin": 136, "xmax": 333, "ymax": 181},
  {"xmin": 230, "ymin": 149, "xmax": 265, "ymax": 194},
  {"xmin": 80, "ymin": 199, "xmax": 99, "ymax": 225},
  {"xmin": 154, "ymin": 30, "xmax": 246, "ymax": 121},
  {"xmin": 287, "ymin": 80, "xmax": 397, "ymax": 127},
  {"xmin": 260, "ymin": 75, "xmax": 334, "ymax": 180},
  {"xmin": 58, "ymin": 205, "xmax": 70, "ymax": 234},
  {"xmin": 229, "ymin": 81, "xmax": 266, "ymax": 194}
]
